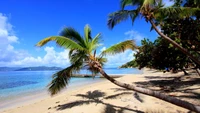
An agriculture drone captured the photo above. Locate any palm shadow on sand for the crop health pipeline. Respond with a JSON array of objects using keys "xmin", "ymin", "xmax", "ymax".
[
  {"xmin": 55, "ymin": 90, "xmax": 144, "ymax": 113},
  {"xmin": 134, "ymin": 73, "xmax": 200, "ymax": 105}
]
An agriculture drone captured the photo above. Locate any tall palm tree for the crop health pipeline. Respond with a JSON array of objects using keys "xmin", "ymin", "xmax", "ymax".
[
  {"xmin": 107, "ymin": 0, "xmax": 200, "ymax": 66},
  {"xmin": 36, "ymin": 25, "xmax": 200, "ymax": 112}
]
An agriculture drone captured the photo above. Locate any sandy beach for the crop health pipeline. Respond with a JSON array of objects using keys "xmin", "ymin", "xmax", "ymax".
[{"xmin": 2, "ymin": 68, "xmax": 200, "ymax": 113}]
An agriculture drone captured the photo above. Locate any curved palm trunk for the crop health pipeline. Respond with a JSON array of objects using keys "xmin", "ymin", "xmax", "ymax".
[
  {"xmin": 149, "ymin": 19, "xmax": 200, "ymax": 66},
  {"xmin": 98, "ymin": 67, "xmax": 200, "ymax": 112},
  {"xmin": 196, "ymin": 68, "xmax": 200, "ymax": 76}
]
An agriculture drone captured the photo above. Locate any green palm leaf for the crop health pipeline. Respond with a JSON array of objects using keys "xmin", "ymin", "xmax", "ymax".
[
  {"xmin": 101, "ymin": 40, "xmax": 136, "ymax": 56},
  {"xmin": 96, "ymin": 57, "xmax": 107, "ymax": 66},
  {"xmin": 110, "ymin": 0, "xmax": 200, "ymax": 29},
  {"xmin": 89, "ymin": 33, "xmax": 102, "ymax": 52},
  {"xmin": 36, "ymin": 36, "xmax": 84, "ymax": 50},
  {"xmin": 48, "ymin": 66, "xmax": 73, "ymax": 96},
  {"xmin": 108, "ymin": 10, "xmax": 138, "ymax": 29},
  {"xmin": 48, "ymin": 61, "xmax": 83, "ymax": 95},
  {"xmin": 84, "ymin": 24, "xmax": 92, "ymax": 46},
  {"xmin": 121, "ymin": 0, "xmax": 144, "ymax": 9},
  {"xmin": 154, "ymin": 7, "xmax": 200, "ymax": 20},
  {"xmin": 69, "ymin": 50, "xmax": 88, "ymax": 64},
  {"xmin": 59, "ymin": 27, "xmax": 86, "ymax": 47}
]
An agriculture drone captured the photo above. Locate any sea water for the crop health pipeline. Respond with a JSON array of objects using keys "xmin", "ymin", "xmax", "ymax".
[{"xmin": 0, "ymin": 68, "xmax": 142, "ymax": 110}]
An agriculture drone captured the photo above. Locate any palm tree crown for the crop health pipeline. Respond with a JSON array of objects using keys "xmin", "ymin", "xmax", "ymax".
[
  {"xmin": 36, "ymin": 24, "xmax": 136, "ymax": 95},
  {"xmin": 108, "ymin": 0, "xmax": 198, "ymax": 28},
  {"xmin": 108, "ymin": 0, "xmax": 200, "ymax": 65}
]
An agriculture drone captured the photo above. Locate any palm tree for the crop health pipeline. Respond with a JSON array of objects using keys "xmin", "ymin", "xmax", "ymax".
[
  {"xmin": 36, "ymin": 24, "xmax": 136, "ymax": 95},
  {"xmin": 36, "ymin": 25, "xmax": 200, "ymax": 112},
  {"xmin": 107, "ymin": 0, "xmax": 200, "ymax": 66}
]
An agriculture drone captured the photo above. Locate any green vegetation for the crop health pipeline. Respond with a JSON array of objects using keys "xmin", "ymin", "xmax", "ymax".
[
  {"xmin": 120, "ymin": 0, "xmax": 200, "ymax": 73},
  {"xmin": 108, "ymin": 0, "xmax": 200, "ymax": 65},
  {"xmin": 121, "ymin": 38, "xmax": 190, "ymax": 74}
]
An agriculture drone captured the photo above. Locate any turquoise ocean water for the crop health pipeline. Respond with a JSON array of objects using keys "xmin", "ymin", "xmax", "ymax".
[{"xmin": 0, "ymin": 68, "xmax": 142, "ymax": 109}]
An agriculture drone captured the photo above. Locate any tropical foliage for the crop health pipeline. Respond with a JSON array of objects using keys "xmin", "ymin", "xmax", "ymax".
[
  {"xmin": 121, "ymin": 38, "xmax": 190, "ymax": 74},
  {"xmin": 121, "ymin": 0, "xmax": 200, "ymax": 71},
  {"xmin": 108, "ymin": 0, "xmax": 200, "ymax": 65}
]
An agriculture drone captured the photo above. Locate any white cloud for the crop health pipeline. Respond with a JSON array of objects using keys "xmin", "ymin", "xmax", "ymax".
[
  {"xmin": 100, "ymin": 47, "xmax": 106, "ymax": 52},
  {"xmin": 125, "ymin": 30, "xmax": 144, "ymax": 44},
  {"xmin": 0, "ymin": 13, "xmax": 70, "ymax": 67},
  {"xmin": 100, "ymin": 46, "xmax": 136, "ymax": 68},
  {"xmin": 7, "ymin": 46, "xmax": 70, "ymax": 67},
  {"xmin": 105, "ymin": 50, "xmax": 135, "ymax": 68},
  {"xmin": 0, "ymin": 13, "xmax": 27, "ymax": 63}
]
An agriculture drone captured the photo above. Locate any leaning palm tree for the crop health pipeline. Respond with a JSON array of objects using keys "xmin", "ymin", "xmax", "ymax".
[
  {"xmin": 36, "ymin": 25, "xmax": 200, "ymax": 112},
  {"xmin": 108, "ymin": 0, "xmax": 200, "ymax": 65},
  {"xmin": 36, "ymin": 24, "xmax": 136, "ymax": 95}
]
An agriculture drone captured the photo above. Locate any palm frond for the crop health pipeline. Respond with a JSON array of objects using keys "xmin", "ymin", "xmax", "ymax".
[
  {"xmin": 48, "ymin": 62, "xmax": 83, "ymax": 96},
  {"xmin": 121, "ymin": 0, "xmax": 134, "ymax": 9},
  {"xmin": 84, "ymin": 24, "xmax": 92, "ymax": 45},
  {"xmin": 156, "ymin": 7, "xmax": 200, "ymax": 19},
  {"xmin": 69, "ymin": 50, "xmax": 88, "ymax": 64},
  {"xmin": 157, "ymin": 7, "xmax": 182, "ymax": 17},
  {"xmin": 36, "ymin": 36, "xmax": 84, "ymax": 50},
  {"xmin": 89, "ymin": 33, "xmax": 102, "ymax": 52},
  {"xmin": 101, "ymin": 40, "xmax": 136, "ymax": 56},
  {"xmin": 178, "ymin": 7, "xmax": 200, "ymax": 18},
  {"xmin": 108, "ymin": 10, "xmax": 138, "ymax": 29},
  {"xmin": 143, "ymin": 0, "xmax": 155, "ymax": 6},
  {"xmin": 120, "ymin": 0, "xmax": 144, "ymax": 9},
  {"xmin": 69, "ymin": 49, "xmax": 76, "ymax": 58},
  {"xmin": 48, "ymin": 66, "xmax": 73, "ymax": 96},
  {"xmin": 96, "ymin": 57, "xmax": 107, "ymax": 66},
  {"xmin": 59, "ymin": 27, "xmax": 85, "ymax": 47},
  {"xmin": 36, "ymin": 36, "xmax": 56, "ymax": 47}
]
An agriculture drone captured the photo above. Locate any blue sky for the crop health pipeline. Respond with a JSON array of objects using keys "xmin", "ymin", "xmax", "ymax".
[{"xmin": 0, "ymin": 0, "xmax": 173, "ymax": 67}]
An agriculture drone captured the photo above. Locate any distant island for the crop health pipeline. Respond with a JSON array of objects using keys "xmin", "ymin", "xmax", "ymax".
[
  {"xmin": 0, "ymin": 67, "xmax": 121, "ymax": 72},
  {"xmin": 0, "ymin": 66, "xmax": 63, "ymax": 71}
]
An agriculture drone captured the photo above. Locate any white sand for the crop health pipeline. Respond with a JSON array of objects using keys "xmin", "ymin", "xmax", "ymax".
[{"xmin": 2, "ymin": 68, "xmax": 200, "ymax": 113}]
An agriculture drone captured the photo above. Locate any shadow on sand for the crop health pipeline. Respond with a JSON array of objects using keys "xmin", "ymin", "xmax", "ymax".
[
  {"xmin": 55, "ymin": 90, "xmax": 144, "ymax": 113},
  {"xmin": 134, "ymin": 73, "xmax": 200, "ymax": 104},
  {"xmin": 51, "ymin": 71, "xmax": 200, "ymax": 113}
]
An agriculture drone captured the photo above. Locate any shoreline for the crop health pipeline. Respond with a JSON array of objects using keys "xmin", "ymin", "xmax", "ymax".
[
  {"xmin": 0, "ymin": 73, "xmax": 141, "ymax": 112},
  {"xmin": 2, "ymin": 68, "xmax": 200, "ymax": 113},
  {"xmin": 0, "ymin": 69, "xmax": 143, "ymax": 112},
  {"xmin": 0, "ymin": 77, "xmax": 106, "ymax": 112}
]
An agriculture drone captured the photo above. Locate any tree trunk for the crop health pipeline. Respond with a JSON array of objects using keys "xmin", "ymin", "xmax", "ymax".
[
  {"xmin": 98, "ymin": 68, "xmax": 200, "ymax": 112},
  {"xmin": 196, "ymin": 68, "xmax": 200, "ymax": 76},
  {"xmin": 182, "ymin": 69, "xmax": 188, "ymax": 75},
  {"xmin": 149, "ymin": 19, "xmax": 200, "ymax": 66}
]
